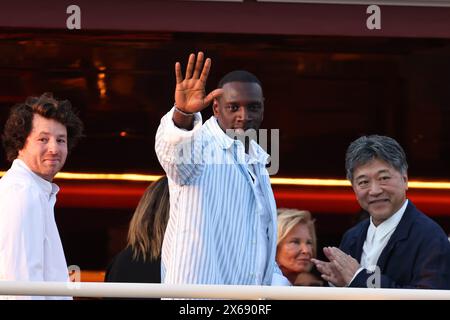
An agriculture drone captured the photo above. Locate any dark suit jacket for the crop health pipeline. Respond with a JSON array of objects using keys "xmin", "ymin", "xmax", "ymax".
[{"xmin": 340, "ymin": 201, "xmax": 450, "ymax": 289}]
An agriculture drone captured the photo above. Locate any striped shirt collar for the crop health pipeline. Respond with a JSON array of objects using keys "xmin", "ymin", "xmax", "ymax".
[{"xmin": 205, "ymin": 116, "xmax": 269, "ymax": 165}]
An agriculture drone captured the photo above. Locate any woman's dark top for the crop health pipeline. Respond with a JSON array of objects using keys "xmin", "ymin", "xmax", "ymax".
[{"xmin": 104, "ymin": 246, "xmax": 161, "ymax": 283}]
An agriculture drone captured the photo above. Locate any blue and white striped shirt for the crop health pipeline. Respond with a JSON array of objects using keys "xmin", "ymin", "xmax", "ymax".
[{"xmin": 155, "ymin": 107, "xmax": 288, "ymax": 285}]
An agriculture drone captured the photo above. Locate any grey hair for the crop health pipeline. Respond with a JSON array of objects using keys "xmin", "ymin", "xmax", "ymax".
[{"xmin": 345, "ymin": 135, "xmax": 408, "ymax": 181}]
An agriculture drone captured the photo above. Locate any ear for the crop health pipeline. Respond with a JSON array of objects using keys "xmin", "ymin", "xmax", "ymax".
[
  {"xmin": 212, "ymin": 98, "xmax": 219, "ymax": 117},
  {"xmin": 351, "ymin": 182, "xmax": 357, "ymax": 193},
  {"xmin": 403, "ymin": 173, "xmax": 408, "ymax": 190}
]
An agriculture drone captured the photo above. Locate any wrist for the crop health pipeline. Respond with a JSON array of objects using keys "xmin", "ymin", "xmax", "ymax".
[{"xmin": 174, "ymin": 105, "xmax": 194, "ymax": 116}]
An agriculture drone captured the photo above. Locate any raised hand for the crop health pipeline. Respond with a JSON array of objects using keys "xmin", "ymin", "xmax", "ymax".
[{"xmin": 174, "ymin": 52, "xmax": 223, "ymax": 114}]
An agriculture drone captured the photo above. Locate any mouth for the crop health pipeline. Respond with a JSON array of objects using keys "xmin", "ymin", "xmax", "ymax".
[
  {"xmin": 369, "ymin": 199, "xmax": 390, "ymax": 205},
  {"xmin": 44, "ymin": 159, "xmax": 60, "ymax": 164},
  {"xmin": 233, "ymin": 128, "xmax": 245, "ymax": 135}
]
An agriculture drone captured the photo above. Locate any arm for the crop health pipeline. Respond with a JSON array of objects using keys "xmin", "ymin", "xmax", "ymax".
[
  {"xmin": 0, "ymin": 185, "xmax": 45, "ymax": 283},
  {"xmin": 155, "ymin": 52, "xmax": 223, "ymax": 186}
]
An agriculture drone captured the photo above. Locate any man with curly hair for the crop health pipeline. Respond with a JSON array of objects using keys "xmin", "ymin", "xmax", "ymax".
[{"xmin": 0, "ymin": 92, "xmax": 83, "ymax": 299}]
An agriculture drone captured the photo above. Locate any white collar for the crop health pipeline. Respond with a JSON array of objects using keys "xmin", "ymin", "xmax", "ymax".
[
  {"xmin": 368, "ymin": 199, "xmax": 408, "ymax": 240},
  {"xmin": 12, "ymin": 159, "xmax": 59, "ymax": 196}
]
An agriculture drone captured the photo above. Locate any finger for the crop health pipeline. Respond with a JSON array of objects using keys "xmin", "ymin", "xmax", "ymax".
[
  {"xmin": 330, "ymin": 247, "xmax": 351, "ymax": 262},
  {"xmin": 323, "ymin": 247, "xmax": 336, "ymax": 262},
  {"xmin": 199, "ymin": 57, "xmax": 212, "ymax": 85},
  {"xmin": 192, "ymin": 52, "xmax": 204, "ymax": 79},
  {"xmin": 314, "ymin": 262, "xmax": 331, "ymax": 275},
  {"xmin": 313, "ymin": 261, "xmax": 325, "ymax": 272},
  {"xmin": 203, "ymin": 88, "xmax": 224, "ymax": 106},
  {"xmin": 332, "ymin": 259, "xmax": 345, "ymax": 273},
  {"xmin": 175, "ymin": 62, "xmax": 183, "ymax": 84},
  {"xmin": 321, "ymin": 274, "xmax": 332, "ymax": 282},
  {"xmin": 185, "ymin": 53, "xmax": 195, "ymax": 79}
]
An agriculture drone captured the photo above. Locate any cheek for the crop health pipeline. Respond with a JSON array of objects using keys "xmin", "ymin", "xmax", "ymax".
[
  {"xmin": 283, "ymin": 247, "xmax": 299, "ymax": 260},
  {"xmin": 355, "ymin": 190, "xmax": 368, "ymax": 202},
  {"xmin": 278, "ymin": 246, "xmax": 294, "ymax": 261}
]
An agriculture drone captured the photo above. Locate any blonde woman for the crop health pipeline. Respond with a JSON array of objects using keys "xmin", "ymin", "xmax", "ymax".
[
  {"xmin": 105, "ymin": 176, "xmax": 169, "ymax": 283},
  {"xmin": 276, "ymin": 209, "xmax": 322, "ymax": 286}
]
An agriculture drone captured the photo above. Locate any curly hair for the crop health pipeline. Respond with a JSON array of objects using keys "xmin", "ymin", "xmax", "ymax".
[{"xmin": 2, "ymin": 92, "xmax": 84, "ymax": 162}]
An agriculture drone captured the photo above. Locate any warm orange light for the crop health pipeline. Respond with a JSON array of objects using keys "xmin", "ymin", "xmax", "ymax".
[
  {"xmin": 1, "ymin": 171, "xmax": 450, "ymax": 189},
  {"xmin": 271, "ymin": 178, "xmax": 350, "ymax": 187},
  {"xmin": 119, "ymin": 131, "xmax": 127, "ymax": 137},
  {"xmin": 97, "ymin": 72, "xmax": 107, "ymax": 98}
]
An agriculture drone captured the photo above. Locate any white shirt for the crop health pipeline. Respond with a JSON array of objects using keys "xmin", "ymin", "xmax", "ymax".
[
  {"xmin": 0, "ymin": 159, "xmax": 71, "ymax": 300},
  {"xmin": 155, "ymin": 108, "xmax": 289, "ymax": 285},
  {"xmin": 246, "ymin": 149, "xmax": 270, "ymax": 284},
  {"xmin": 349, "ymin": 199, "xmax": 408, "ymax": 284}
]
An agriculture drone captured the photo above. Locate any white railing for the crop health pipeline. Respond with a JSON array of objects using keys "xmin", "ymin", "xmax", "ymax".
[{"xmin": 1, "ymin": 281, "xmax": 450, "ymax": 299}]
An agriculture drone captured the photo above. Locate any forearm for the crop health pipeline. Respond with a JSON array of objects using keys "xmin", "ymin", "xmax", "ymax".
[{"xmin": 155, "ymin": 107, "xmax": 204, "ymax": 185}]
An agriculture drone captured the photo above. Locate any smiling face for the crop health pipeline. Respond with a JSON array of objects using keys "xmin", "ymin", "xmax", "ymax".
[
  {"xmin": 276, "ymin": 223, "xmax": 314, "ymax": 284},
  {"xmin": 213, "ymin": 81, "xmax": 264, "ymax": 134},
  {"xmin": 352, "ymin": 158, "xmax": 408, "ymax": 226},
  {"xmin": 17, "ymin": 113, "xmax": 68, "ymax": 181}
]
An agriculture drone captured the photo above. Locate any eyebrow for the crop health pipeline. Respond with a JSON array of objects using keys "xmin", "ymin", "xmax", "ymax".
[
  {"xmin": 224, "ymin": 99, "xmax": 262, "ymax": 104},
  {"xmin": 355, "ymin": 169, "xmax": 391, "ymax": 181},
  {"xmin": 37, "ymin": 131, "xmax": 67, "ymax": 138}
]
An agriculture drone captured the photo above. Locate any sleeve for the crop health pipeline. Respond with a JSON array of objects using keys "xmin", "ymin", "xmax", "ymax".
[
  {"xmin": 271, "ymin": 261, "xmax": 292, "ymax": 286},
  {"xmin": 0, "ymin": 184, "xmax": 45, "ymax": 283},
  {"xmin": 154, "ymin": 107, "xmax": 206, "ymax": 186}
]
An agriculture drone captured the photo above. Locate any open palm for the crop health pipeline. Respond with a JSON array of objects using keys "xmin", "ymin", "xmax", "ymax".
[{"xmin": 174, "ymin": 52, "xmax": 223, "ymax": 113}]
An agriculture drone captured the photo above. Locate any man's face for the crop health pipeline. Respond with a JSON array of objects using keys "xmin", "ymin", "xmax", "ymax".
[
  {"xmin": 18, "ymin": 113, "xmax": 68, "ymax": 181},
  {"xmin": 213, "ymin": 81, "xmax": 264, "ymax": 134},
  {"xmin": 352, "ymin": 158, "xmax": 408, "ymax": 226}
]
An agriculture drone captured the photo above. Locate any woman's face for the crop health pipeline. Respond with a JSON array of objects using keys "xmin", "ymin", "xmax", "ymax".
[{"xmin": 276, "ymin": 223, "xmax": 314, "ymax": 280}]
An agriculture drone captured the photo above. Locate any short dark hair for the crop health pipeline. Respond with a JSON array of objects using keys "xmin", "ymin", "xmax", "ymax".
[
  {"xmin": 218, "ymin": 70, "xmax": 262, "ymax": 88},
  {"xmin": 345, "ymin": 135, "xmax": 408, "ymax": 181},
  {"xmin": 2, "ymin": 92, "xmax": 84, "ymax": 162}
]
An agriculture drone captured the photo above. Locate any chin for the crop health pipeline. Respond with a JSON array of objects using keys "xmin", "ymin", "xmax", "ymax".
[{"xmin": 370, "ymin": 211, "xmax": 394, "ymax": 223}]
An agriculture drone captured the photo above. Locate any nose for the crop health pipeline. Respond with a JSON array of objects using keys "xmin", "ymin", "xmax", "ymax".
[
  {"xmin": 300, "ymin": 243, "xmax": 311, "ymax": 256},
  {"xmin": 47, "ymin": 138, "xmax": 59, "ymax": 154},
  {"xmin": 368, "ymin": 181, "xmax": 383, "ymax": 196},
  {"xmin": 237, "ymin": 106, "xmax": 250, "ymax": 121}
]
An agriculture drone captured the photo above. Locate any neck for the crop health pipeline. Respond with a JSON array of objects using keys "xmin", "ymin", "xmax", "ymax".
[{"xmin": 280, "ymin": 267, "xmax": 296, "ymax": 285}]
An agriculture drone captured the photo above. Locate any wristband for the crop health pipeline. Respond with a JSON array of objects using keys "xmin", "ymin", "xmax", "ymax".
[{"xmin": 174, "ymin": 105, "xmax": 194, "ymax": 116}]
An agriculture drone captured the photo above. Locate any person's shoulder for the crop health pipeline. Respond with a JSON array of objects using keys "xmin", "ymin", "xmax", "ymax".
[
  {"xmin": 410, "ymin": 205, "xmax": 448, "ymax": 239},
  {"xmin": 0, "ymin": 171, "xmax": 41, "ymax": 211},
  {"xmin": 0, "ymin": 170, "xmax": 36, "ymax": 196}
]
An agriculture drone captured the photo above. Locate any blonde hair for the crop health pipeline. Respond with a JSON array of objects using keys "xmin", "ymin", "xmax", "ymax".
[
  {"xmin": 277, "ymin": 209, "xmax": 317, "ymax": 258},
  {"xmin": 127, "ymin": 176, "xmax": 169, "ymax": 262}
]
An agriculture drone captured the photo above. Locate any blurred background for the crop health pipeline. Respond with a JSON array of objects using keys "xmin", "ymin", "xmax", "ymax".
[{"xmin": 1, "ymin": 0, "xmax": 450, "ymax": 280}]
